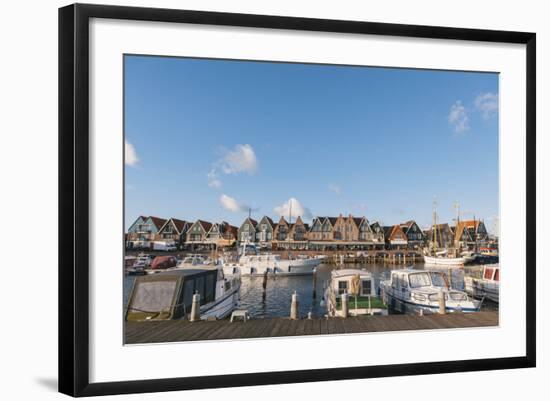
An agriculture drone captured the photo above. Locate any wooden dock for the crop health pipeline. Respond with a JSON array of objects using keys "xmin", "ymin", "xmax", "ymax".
[{"xmin": 125, "ymin": 311, "xmax": 498, "ymax": 344}]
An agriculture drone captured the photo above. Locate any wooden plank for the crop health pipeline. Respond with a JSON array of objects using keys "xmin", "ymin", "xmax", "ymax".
[{"xmin": 124, "ymin": 311, "xmax": 499, "ymax": 343}]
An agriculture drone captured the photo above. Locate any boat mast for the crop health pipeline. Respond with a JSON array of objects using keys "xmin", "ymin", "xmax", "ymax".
[
  {"xmin": 432, "ymin": 201, "xmax": 438, "ymax": 254},
  {"xmin": 288, "ymin": 199, "xmax": 292, "ymax": 252}
]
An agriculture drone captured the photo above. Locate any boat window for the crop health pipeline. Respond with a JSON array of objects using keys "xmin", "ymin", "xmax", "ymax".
[
  {"xmin": 338, "ymin": 281, "xmax": 348, "ymax": 294},
  {"xmin": 183, "ymin": 279, "xmax": 194, "ymax": 310},
  {"xmin": 430, "ymin": 273, "xmax": 447, "ymax": 288},
  {"xmin": 494, "ymin": 269, "xmax": 499, "ymax": 281},
  {"xmin": 195, "ymin": 276, "xmax": 205, "ymax": 305},
  {"xmin": 224, "ymin": 281, "xmax": 231, "ymax": 291},
  {"xmin": 484, "ymin": 268, "xmax": 494, "ymax": 280},
  {"xmin": 449, "ymin": 292, "xmax": 467, "ymax": 301},
  {"xmin": 361, "ymin": 280, "xmax": 372, "ymax": 296},
  {"xmin": 391, "ymin": 274, "xmax": 399, "ymax": 289},
  {"xmin": 409, "ymin": 273, "xmax": 431, "ymax": 288}
]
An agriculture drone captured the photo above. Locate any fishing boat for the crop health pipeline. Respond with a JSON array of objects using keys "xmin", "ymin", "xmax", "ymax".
[
  {"xmin": 379, "ymin": 269, "xmax": 482, "ymax": 314},
  {"xmin": 324, "ymin": 269, "xmax": 387, "ymax": 317},
  {"xmin": 424, "ymin": 203, "xmax": 466, "ymax": 266},
  {"xmin": 222, "ymin": 242, "xmax": 324, "ymax": 276},
  {"xmin": 464, "ymin": 264, "xmax": 499, "ymax": 302},
  {"xmin": 126, "ymin": 264, "xmax": 241, "ymax": 321}
]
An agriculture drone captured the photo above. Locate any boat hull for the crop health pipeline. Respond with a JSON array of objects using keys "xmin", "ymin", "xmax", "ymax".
[
  {"xmin": 380, "ymin": 282, "xmax": 480, "ymax": 314},
  {"xmin": 200, "ymin": 285, "xmax": 241, "ymax": 320},
  {"xmin": 224, "ymin": 256, "xmax": 323, "ymax": 276},
  {"xmin": 464, "ymin": 277, "xmax": 499, "ymax": 302},
  {"xmin": 424, "ymin": 255, "xmax": 465, "ymax": 266}
]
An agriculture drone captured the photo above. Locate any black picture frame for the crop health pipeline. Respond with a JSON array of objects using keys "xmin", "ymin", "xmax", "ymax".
[{"xmin": 59, "ymin": 3, "xmax": 536, "ymax": 397}]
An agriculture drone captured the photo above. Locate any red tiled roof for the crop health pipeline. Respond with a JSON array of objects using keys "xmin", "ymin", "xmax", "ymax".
[
  {"xmin": 170, "ymin": 218, "xmax": 188, "ymax": 233},
  {"xmin": 148, "ymin": 216, "xmax": 167, "ymax": 230}
]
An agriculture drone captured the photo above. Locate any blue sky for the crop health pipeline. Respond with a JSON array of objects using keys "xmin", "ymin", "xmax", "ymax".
[{"xmin": 124, "ymin": 55, "xmax": 499, "ymax": 232}]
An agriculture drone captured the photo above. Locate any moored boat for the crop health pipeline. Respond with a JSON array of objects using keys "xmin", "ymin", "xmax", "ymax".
[
  {"xmin": 126, "ymin": 264, "xmax": 240, "ymax": 321},
  {"xmin": 222, "ymin": 242, "xmax": 324, "ymax": 276},
  {"xmin": 380, "ymin": 269, "xmax": 481, "ymax": 314},
  {"xmin": 325, "ymin": 269, "xmax": 387, "ymax": 317},
  {"xmin": 464, "ymin": 264, "xmax": 499, "ymax": 302}
]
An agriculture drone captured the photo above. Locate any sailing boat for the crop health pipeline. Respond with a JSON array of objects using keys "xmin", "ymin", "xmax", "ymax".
[{"xmin": 423, "ymin": 202, "xmax": 465, "ymax": 267}]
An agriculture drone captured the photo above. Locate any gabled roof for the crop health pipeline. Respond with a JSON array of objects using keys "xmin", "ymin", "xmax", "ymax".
[
  {"xmin": 258, "ymin": 216, "xmax": 275, "ymax": 228},
  {"xmin": 159, "ymin": 217, "xmax": 189, "ymax": 234},
  {"xmin": 147, "ymin": 216, "xmax": 167, "ymax": 230},
  {"xmin": 240, "ymin": 217, "xmax": 257, "ymax": 229},
  {"xmin": 191, "ymin": 219, "xmax": 212, "ymax": 233},
  {"xmin": 171, "ymin": 218, "xmax": 188, "ymax": 233},
  {"xmin": 384, "ymin": 224, "xmax": 407, "ymax": 240},
  {"xmin": 352, "ymin": 217, "xmax": 364, "ymax": 227},
  {"xmin": 454, "ymin": 220, "xmax": 481, "ymax": 242}
]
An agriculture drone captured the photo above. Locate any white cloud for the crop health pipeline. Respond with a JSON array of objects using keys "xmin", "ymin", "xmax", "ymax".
[
  {"xmin": 221, "ymin": 144, "xmax": 258, "ymax": 175},
  {"xmin": 219, "ymin": 194, "xmax": 250, "ymax": 213},
  {"xmin": 475, "ymin": 92, "xmax": 499, "ymax": 119},
  {"xmin": 125, "ymin": 140, "xmax": 139, "ymax": 166},
  {"xmin": 207, "ymin": 169, "xmax": 222, "ymax": 188},
  {"xmin": 328, "ymin": 184, "xmax": 341, "ymax": 195},
  {"xmin": 274, "ymin": 198, "xmax": 313, "ymax": 220},
  {"xmin": 448, "ymin": 101, "xmax": 469, "ymax": 133}
]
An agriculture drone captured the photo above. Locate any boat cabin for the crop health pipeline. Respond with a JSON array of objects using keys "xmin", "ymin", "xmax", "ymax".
[
  {"xmin": 389, "ymin": 269, "xmax": 448, "ymax": 291},
  {"xmin": 482, "ymin": 264, "xmax": 500, "ymax": 281},
  {"xmin": 126, "ymin": 267, "xmax": 223, "ymax": 321},
  {"xmin": 330, "ymin": 269, "xmax": 375, "ymax": 297}
]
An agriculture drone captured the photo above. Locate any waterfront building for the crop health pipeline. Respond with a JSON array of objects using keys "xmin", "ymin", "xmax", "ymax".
[
  {"xmin": 383, "ymin": 224, "xmax": 408, "ymax": 249},
  {"xmin": 424, "ymin": 223, "xmax": 454, "ymax": 249},
  {"xmin": 186, "ymin": 219, "xmax": 213, "ymax": 248},
  {"xmin": 454, "ymin": 220, "xmax": 489, "ymax": 249},
  {"xmin": 206, "ymin": 221, "xmax": 238, "ymax": 248},
  {"xmin": 399, "ymin": 220, "xmax": 425, "ymax": 249},
  {"xmin": 157, "ymin": 218, "xmax": 191, "ymax": 249},
  {"xmin": 369, "ymin": 221, "xmax": 386, "ymax": 247},
  {"xmin": 238, "ymin": 217, "xmax": 258, "ymax": 245},
  {"xmin": 256, "ymin": 216, "xmax": 275, "ymax": 248},
  {"xmin": 126, "ymin": 215, "xmax": 167, "ymax": 248}
]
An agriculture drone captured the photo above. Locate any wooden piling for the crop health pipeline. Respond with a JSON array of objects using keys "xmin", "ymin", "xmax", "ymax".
[
  {"xmin": 190, "ymin": 293, "xmax": 201, "ymax": 322},
  {"xmin": 438, "ymin": 289, "xmax": 446, "ymax": 315},
  {"xmin": 341, "ymin": 293, "xmax": 349, "ymax": 318},
  {"xmin": 290, "ymin": 291, "xmax": 299, "ymax": 320}
]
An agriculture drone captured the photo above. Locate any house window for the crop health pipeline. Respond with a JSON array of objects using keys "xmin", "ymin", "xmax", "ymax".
[
  {"xmin": 244, "ymin": 224, "xmax": 249, "ymax": 230},
  {"xmin": 338, "ymin": 281, "xmax": 348, "ymax": 295}
]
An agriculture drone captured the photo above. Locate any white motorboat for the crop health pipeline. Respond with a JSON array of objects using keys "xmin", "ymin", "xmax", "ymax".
[
  {"xmin": 324, "ymin": 269, "xmax": 387, "ymax": 317},
  {"xmin": 380, "ymin": 269, "xmax": 482, "ymax": 314},
  {"xmin": 126, "ymin": 264, "xmax": 241, "ymax": 321},
  {"xmin": 222, "ymin": 242, "xmax": 325, "ymax": 276},
  {"xmin": 173, "ymin": 254, "xmax": 209, "ymax": 269},
  {"xmin": 464, "ymin": 264, "xmax": 499, "ymax": 302}
]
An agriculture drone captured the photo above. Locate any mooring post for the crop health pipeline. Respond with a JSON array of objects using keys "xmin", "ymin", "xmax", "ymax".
[
  {"xmin": 290, "ymin": 291, "xmax": 299, "ymax": 320},
  {"xmin": 438, "ymin": 289, "xmax": 446, "ymax": 314},
  {"xmin": 341, "ymin": 292, "xmax": 349, "ymax": 318},
  {"xmin": 190, "ymin": 292, "xmax": 201, "ymax": 321}
]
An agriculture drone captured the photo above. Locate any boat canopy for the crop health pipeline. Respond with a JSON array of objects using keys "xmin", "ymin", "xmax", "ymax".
[{"xmin": 126, "ymin": 269, "xmax": 219, "ymax": 321}]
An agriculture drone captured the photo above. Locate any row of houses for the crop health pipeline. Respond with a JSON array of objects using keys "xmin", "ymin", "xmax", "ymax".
[
  {"xmin": 125, "ymin": 216, "xmax": 238, "ymax": 250},
  {"xmin": 126, "ymin": 214, "xmax": 490, "ymax": 251}
]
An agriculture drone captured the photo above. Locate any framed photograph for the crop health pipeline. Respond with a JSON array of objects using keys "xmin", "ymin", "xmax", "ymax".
[{"xmin": 59, "ymin": 3, "xmax": 536, "ymax": 397}]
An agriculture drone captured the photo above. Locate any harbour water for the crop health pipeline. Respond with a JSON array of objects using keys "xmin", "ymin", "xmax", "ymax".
[{"xmin": 123, "ymin": 262, "xmax": 497, "ymax": 318}]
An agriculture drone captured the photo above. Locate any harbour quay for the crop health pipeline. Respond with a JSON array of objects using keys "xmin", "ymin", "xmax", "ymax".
[{"xmin": 125, "ymin": 311, "xmax": 498, "ymax": 344}]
